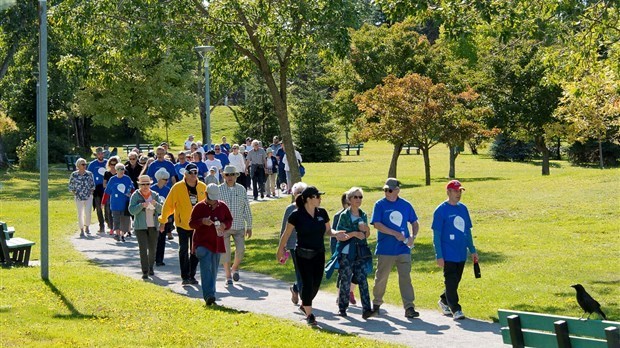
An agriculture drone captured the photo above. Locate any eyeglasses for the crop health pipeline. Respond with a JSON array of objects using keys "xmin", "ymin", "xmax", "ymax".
[
  {"xmin": 117, "ymin": 169, "xmax": 125, "ymax": 171},
  {"xmin": 352, "ymin": 195, "xmax": 363, "ymax": 199},
  {"xmin": 187, "ymin": 171, "xmax": 198, "ymax": 175},
  {"xmin": 139, "ymin": 183, "xmax": 150, "ymax": 186},
  {"xmin": 129, "ymin": 158, "xmax": 136, "ymax": 160},
  {"xmin": 79, "ymin": 163, "xmax": 86, "ymax": 166},
  {"xmin": 224, "ymin": 173, "xmax": 237, "ymax": 177},
  {"xmin": 384, "ymin": 188, "xmax": 394, "ymax": 193}
]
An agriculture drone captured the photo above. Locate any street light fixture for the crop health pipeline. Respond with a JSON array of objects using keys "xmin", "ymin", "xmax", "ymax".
[{"xmin": 194, "ymin": 45, "xmax": 214, "ymax": 150}]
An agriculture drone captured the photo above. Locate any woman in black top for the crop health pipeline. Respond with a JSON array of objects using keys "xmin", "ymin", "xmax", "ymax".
[{"xmin": 277, "ymin": 186, "xmax": 347, "ymax": 326}]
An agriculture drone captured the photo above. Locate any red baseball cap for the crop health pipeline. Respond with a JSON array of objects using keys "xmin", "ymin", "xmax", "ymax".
[{"xmin": 446, "ymin": 180, "xmax": 465, "ymax": 191}]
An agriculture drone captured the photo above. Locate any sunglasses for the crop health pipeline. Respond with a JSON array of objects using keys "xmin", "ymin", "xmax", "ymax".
[
  {"xmin": 352, "ymin": 195, "xmax": 363, "ymax": 199},
  {"xmin": 79, "ymin": 163, "xmax": 87, "ymax": 166},
  {"xmin": 139, "ymin": 183, "xmax": 150, "ymax": 186},
  {"xmin": 384, "ymin": 188, "xmax": 394, "ymax": 193},
  {"xmin": 224, "ymin": 173, "xmax": 237, "ymax": 177},
  {"xmin": 187, "ymin": 171, "xmax": 198, "ymax": 175}
]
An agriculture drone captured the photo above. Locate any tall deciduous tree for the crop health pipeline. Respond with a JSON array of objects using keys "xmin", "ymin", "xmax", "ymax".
[
  {"xmin": 354, "ymin": 73, "xmax": 455, "ymax": 185},
  {"xmin": 196, "ymin": 0, "xmax": 361, "ymax": 184}
]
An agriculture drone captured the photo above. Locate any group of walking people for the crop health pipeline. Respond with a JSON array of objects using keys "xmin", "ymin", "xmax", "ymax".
[{"xmin": 69, "ymin": 140, "xmax": 478, "ymax": 327}]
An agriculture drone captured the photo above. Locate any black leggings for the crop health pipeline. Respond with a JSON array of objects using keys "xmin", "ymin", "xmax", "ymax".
[{"xmin": 296, "ymin": 250, "xmax": 325, "ymax": 307}]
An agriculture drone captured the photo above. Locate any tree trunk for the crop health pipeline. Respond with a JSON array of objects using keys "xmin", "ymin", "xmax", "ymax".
[
  {"xmin": 0, "ymin": 37, "xmax": 19, "ymax": 83},
  {"xmin": 468, "ymin": 141, "xmax": 478, "ymax": 155},
  {"xmin": 448, "ymin": 146, "xmax": 458, "ymax": 179},
  {"xmin": 388, "ymin": 143, "xmax": 402, "ymax": 178},
  {"xmin": 534, "ymin": 135, "xmax": 550, "ymax": 176},
  {"xmin": 598, "ymin": 136, "xmax": 604, "ymax": 169},
  {"xmin": 422, "ymin": 148, "xmax": 431, "ymax": 186}
]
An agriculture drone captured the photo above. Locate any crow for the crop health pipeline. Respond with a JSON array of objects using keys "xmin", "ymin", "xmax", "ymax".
[{"xmin": 571, "ymin": 284, "xmax": 607, "ymax": 320}]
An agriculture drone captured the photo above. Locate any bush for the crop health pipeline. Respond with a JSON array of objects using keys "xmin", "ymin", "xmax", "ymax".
[
  {"xmin": 490, "ymin": 134, "xmax": 538, "ymax": 162},
  {"xmin": 16, "ymin": 136, "xmax": 38, "ymax": 171},
  {"xmin": 566, "ymin": 140, "xmax": 620, "ymax": 167}
]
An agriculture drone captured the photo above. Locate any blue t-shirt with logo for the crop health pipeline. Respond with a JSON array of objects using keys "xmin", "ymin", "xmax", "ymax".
[
  {"xmin": 431, "ymin": 201, "xmax": 474, "ymax": 262},
  {"xmin": 104, "ymin": 175, "xmax": 134, "ymax": 211},
  {"xmin": 371, "ymin": 197, "xmax": 418, "ymax": 255},
  {"xmin": 174, "ymin": 162, "xmax": 189, "ymax": 181},
  {"xmin": 87, "ymin": 159, "xmax": 108, "ymax": 186},
  {"xmin": 146, "ymin": 160, "xmax": 176, "ymax": 187}
]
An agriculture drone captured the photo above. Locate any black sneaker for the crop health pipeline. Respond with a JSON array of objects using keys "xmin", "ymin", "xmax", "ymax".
[
  {"xmin": 142, "ymin": 273, "xmax": 148, "ymax": 280},
  {"xmin": 306, "ymin": 313, "xmax": 317, "ymax": 326},
  {"xmin": 232, "ymin": 272, "xmax": 240, "ymax": 282},
  {"xmin": 362, "ymin": 310, "xmax": 374, "ymax": 319},
  {"xmin": 372, "ymin": 304, "xmax": 381, "ymax": 315},
  {"xmin": 121, "ymin": 235, "xmax": 125, "ymax": 242},
  {"xmin": 156, "ymin": 262, "xmax": 165, "ymax": 267},
  {"xmin": 205, "ymin": 296, "xmax": 216, "ymax": 306},
  {"xmin": 182, "ymin": 279, "xmax": 191, "ymax": 285},
  {"xmin": 405, "ymin": 306, "xmax": 420, "ymax": 318},
  {"xmin": 114, "ymin": 235, "xmax": 120, "ymax": 241},
  {"xmin": 148, "ymin": 268, "xmax": 154, "ymax": 276},
  {"xmin": 189, "ymin": 278, "xmax": 199, "ymax": 285},
  {"xmin": 337, "ymin": 309, "xmax": 347, "ymax": 317},
  {"xmin": 85, "ymin": 227, "xmax": 90, "ymax": 234}
]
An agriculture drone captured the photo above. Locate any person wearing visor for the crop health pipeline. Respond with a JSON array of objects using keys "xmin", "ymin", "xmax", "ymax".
[{"xmin": 158, "ymin": 163, "xmax": 206, "ymax": 285}]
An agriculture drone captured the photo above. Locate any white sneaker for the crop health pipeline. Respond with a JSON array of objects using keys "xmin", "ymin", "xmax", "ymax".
[
  {"xmin": 438, "ymin": 300, "xmax": 451, "ymax": 315},
  {"xmin": 453, "ymin": 310, "xmax": 465, "ymax": 320}
]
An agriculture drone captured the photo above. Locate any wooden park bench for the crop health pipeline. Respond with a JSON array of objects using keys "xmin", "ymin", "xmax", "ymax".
[
  {"xmin": 499, "ymin": 309, "xmax": 620, "ymax": 348},
  {"xmin": 123, "ymin": 144, "xmax": 153, "ymax": 155},
  {"xmin": 64, "ymin": 154, "xmax": 81, "ymax": 171},
  {"xmin": 401, "ymin": 144, "xmax": 420, "ymax": 155},
  {"xmin": 0, "ymin": 221, "xmax": 35, "ymax": 267},
  {"xmin": 339, "ymin": 143, "xmax": 364, "ymax": 156}
]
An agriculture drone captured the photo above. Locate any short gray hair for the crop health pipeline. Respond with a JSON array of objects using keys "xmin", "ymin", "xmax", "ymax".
[
  {"xmin": 346, "ymin": 186, "xmax": 363, "ymax": 200},
  {"xmin": 291, "ymin": 182, "xmax": 308, "ymax": 196},
  {"xmin": 75, "ymin": 157, "xmax": 87, "ymax": 167},
  {"xmin": 154, "ymin": 168, "xmax": 170, "ymax": 181}
]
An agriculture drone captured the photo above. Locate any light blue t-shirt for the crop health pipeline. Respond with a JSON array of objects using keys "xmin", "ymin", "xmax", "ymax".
[
  {"xmin": 371, "ymin": 197, "xmax": 418, "ymax": 255},
  {"xmin": 87, "ymin": 159, "xmax": 107, "ymax": 186},
  {"xmin": 104, "ymin": 175, "xmax": 134, "ymax": 211},
  {"xmin": 431, "ymin": 201, "xmax": 474, "ymax": 262}
]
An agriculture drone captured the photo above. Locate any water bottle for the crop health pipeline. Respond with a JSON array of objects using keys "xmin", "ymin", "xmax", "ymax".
[
  {"xmin": 279, "ymin": 250, "xmax": 290, "ymax": 264},
  {"xmin": 402, "ymin": 231, "xmax": 412, "ymax": 249}
]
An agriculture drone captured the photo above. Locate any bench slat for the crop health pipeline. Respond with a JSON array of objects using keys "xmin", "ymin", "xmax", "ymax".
[
  {"xmin": 499, "ymin": 310, "xmax": 620, "ymax": 340},
  {"xmin": 501, "ymin": 328, "xmax": 609, "ymax": 348},
  {"xmin": 6, "ymin": 237, "xmax": 35, "ymax": 248}
]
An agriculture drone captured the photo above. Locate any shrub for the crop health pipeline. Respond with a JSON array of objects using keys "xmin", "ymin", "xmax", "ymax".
[
  {"xmin": 16, "ymin": 136, "xmax": 38, "ymax": 171},
  {"xmin": 566, "ymin": 140, "xmax": 620, "ymax": 167},
  {"xmin": 490, "ymin": 134, "xmax": 538, "ymax": 162}
]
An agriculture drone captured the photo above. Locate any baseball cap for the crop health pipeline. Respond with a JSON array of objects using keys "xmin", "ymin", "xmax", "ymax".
[
  {"xmin": 185, "ymin": 163, "xmax": 198, "ymax": 173},
  {"xmin": 206, "ymin": 183, "xmax": 220, "ymax": 201},
  {"xmin": 206, "ymin": 150, "xmax": 215, "ymax": 155},
  {"xmin": 95, "ymin": 147, "xmax": 104, "ymax": 154},
  {"xmin": 301, "ymin": 186, "xmax": 325, "ymax": 199},
  {"xmin": 446, "ymin": 180, "xmax": 465, "ymax": 191},
  {"xmin": 383, "ymin": 178, "xmax": 400, "ymax": 190}
]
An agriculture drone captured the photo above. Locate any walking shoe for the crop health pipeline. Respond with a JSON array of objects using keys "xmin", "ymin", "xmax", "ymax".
[
  {"xmin": 79, "ymin": 231, "xmax": 85, "ymax": 238},
  {"xmin": 337, "ymin": 309, "xmax": 347, "ymax": 317},
  {"xmin": 453, "ymin": 310, "xmax": 465, "ymax": 320},
  {"xmin": 290, "ymin": 286, "xmax": 299, "ymax": 305},
  {"xmin": 125, "ymin": 231, "xmax": 132, "ymax": 238},
  {"xmin": 181, "ymin": 279, "xmax": 191, "ymax": 285},
  {"xmin": 85, "ymin": 227, "xmax": 90, "ymax": 234},
  {"xmin": 121, "ymin": 235, "xmax": 125, "ymax": 242},
  {"xmin": 362, "ymin": 310, "xmax": 374, "ymax": 319},
  {"xmin": 372, "ymin": 304, "xmax": 381, "ymax": 315},
  {"xmin": 405, "ymin": 306, "xmax": 420, "ymax": 318},
  {"xmin": 167, "ymin": 232, "xmax": 173, "ymax": 240},
  {"xmin": 349, "ymin": 291, "xmax": 357, "ymax": 305},
  {"xmin": 156, "ymin": 262, "xmax": 166, "ymax": 267},
  {"xmin": 142, "ymin": 273, "xmax": 148, "ymax": 280},
  {"xmin": 260, "ymin": 193, "xmax": 264, "ymax": 199},
  {"xmin": 226, "ymin": 278, "xmax": 233, "ymax": 285},
  {"xmin": 99, "ymin": 225, "xmax": 104, "ymax": 233},
  {"xmin": 189, "ymin": 278, "xmax": 199, "ymax": 285},
  {"xmin": 114, "ymin": 235, "xmax": 120, "ymax": 241},
  {"xmin": 306, "ymin": 313, "xmax": 317, "ymax": 326},
  {"xmin": 205, "ymin": 296, "xmax": 216, "ymax": 306},
  {"xmin": 148, "ymin": 268, "xmax": 154, "ymax": 276},
  {"xmin": 438, "ymin": 300, "xmax": 452, "ymax": 315},
  {"xmin": 232, "ymin": 271, "xmax": 240, "ymax": 282}
]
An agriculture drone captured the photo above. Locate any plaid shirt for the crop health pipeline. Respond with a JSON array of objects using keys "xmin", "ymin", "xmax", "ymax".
[{"xmin": 218, "ymin": 183, "xmax": 252, "ymax": 230}]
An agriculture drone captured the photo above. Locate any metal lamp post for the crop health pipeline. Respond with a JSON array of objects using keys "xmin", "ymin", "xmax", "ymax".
[
  {"xmin": 38, "ymin": 0, "xmax": 49, "ymax": 280},
  {"xmin": 194, "ymin": 45, "xmax": 214, "ymax": 150}
]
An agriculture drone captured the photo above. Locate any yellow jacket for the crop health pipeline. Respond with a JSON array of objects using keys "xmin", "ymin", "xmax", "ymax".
[{"xmin": 158, "ymin": 180, "xmax": 207, "ymax": 230}]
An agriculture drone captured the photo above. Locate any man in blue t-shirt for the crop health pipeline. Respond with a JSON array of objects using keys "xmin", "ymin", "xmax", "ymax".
[
  {"xmin": 146, "ymin": 146, "xmax": 177, "ymax": 188},
  {"xmin": 370, "ymin": 178, "xmax": 420, "ymax": 319},
  {"xmin": 432, "ymin": 179, "xmax": 478, "ymax": 321},
  {"xmin": 87, "ymin": 147, "xmax": 108, "ymax": 232}
]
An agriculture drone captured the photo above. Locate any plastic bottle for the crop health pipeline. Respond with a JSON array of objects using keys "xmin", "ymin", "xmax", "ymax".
[{"xmin": 402, "ymin": 231, "xmax": 412, "ymax": 249}]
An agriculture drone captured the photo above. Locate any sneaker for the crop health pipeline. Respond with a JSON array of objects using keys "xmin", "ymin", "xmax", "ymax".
[
  {"xmin": 182, "ymin": 279, "xmax": 191, "ymax": 285},
  {"xmin": 372, "ymin": 304, "xmax": 381, "ymax": 315},
  {"xmin": 226, "ymin": 278, "xmax": 233, "ymax": 285},
  {"xmin": 337, "ymin": 309, "xmax": 347, "ymax": 317},
  {"xmin": 148, "ymin": 268, "xmax": 154, "ymax": 276},
  {"xmin": 125, "ymin": 231, "xmax": 132, "ymax": 238},
  {"xmin": 453, "ymin": 310, "xmax": 465, "ymax": 320},
  {"xmin": 306, "ymin": 313, "xmax": 317, "ymax": 326},
  {"xmin": 156, "ymin": 262, "xmax": 165, "ymax": 267},
  {"xmin": 232, "ymin": 272, "xmax": 240, "ymax": 282},
  {"xmin": 349, "ymin": 291, "xmax": 357, "ymax": 305},
  {"xmin": 142, "ymin": 273, "xmax": 148, "ymax": 280},
  {"xmin": 405, "ymin": 306, "xmax": 420, "ymax": 318},
  {"xmin": 189, "ymin": 278, "xmax": 199, "ymax": 285},
  {"xmin": 205, "ymin": 296, "xmax": 216, "ymax": 306},
  {"xmin": 121, "ymin": 235, "xmax": 125, "ymax": 242},
  {"xmin": 99, "ymin": 226, "xmax": 105, "ymax": 233},
  {"xmin": 167, "ymin": 233, "xmax": 173, "ymax": 240},
  {"xmin": 290, "ymin": 286, "xmax": 299, "ymax": 305},
  {"xmin": 79, "ymin": 231, "xmax": 85, "ymax": 238},
  {"xmin": 362, "ymin": 310, "xmax": 374, "ymax": 319},
  {"xmin": 438, "ymin": 300, "xmax": 452, "ymax": 315},
  {"xmin": 260, "ymin": 193, "xmax": 264, "ymax": 199},
  {"xmin": 85, "ymin": 227, "xmax": 90, "ymax": 234},
  {"xmin": 114, "ymin": 235, "xmax": 120, "ymax": 241}
]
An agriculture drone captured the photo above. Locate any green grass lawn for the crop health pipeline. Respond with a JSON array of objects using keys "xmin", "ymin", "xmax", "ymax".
[{"xmin": 1, "ymin": 127, "xmax": 619, "ymax": 345}]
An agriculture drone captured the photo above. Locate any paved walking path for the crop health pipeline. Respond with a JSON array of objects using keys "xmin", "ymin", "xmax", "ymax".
[{"xmin": 72, "ymin": 228, "xmax": 504, "ymax": 348}]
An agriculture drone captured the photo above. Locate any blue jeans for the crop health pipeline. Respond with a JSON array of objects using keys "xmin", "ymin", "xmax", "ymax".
[{"xmin": 195, "ymin": 246, "xmax": 221, "ymax": 300}]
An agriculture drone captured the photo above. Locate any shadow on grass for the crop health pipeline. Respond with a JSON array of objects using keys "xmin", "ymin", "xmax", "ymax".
[
  {"xmin": 1, "ymin": 170, "xmax": 73, "ymax": 200},
  {"xmin": 528, "ymin": 161, "xmax": 563, "ymax": 169},
  {"xmin": 44, "ymin": 279, "xmax": 104, "ymax": 320},
  {"xmin": 358, "ymin": 183, "xmax": 423, "ymax": 193},
  {"xmin": 431, "ymin": 176, "xmax": 505, "ymax": 184}
]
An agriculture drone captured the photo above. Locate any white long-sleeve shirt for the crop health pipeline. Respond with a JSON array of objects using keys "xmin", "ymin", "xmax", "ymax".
[{"xmin": 228, "ymin": 152, "xmax": 246, "ymax": 173}]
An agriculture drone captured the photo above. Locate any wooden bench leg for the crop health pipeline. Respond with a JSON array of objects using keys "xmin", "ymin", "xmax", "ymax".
[
  {"xmin": 22, "ymin": 247, "xmax": 31, "ymax": 266},
  {"xmin": 606, "ymin": 327, "xmax": 620, "ymax": 348},
  {"xmin": 507, "ymin": 315, "xmax": 525, "ymax": 348},
  {"xmin": 554, "ymin": 320, "xmax": 572, "ymax": 348}
]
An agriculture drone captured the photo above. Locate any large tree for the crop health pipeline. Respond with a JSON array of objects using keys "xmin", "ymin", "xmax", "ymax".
[
  {"xmin": 195, "ymin": 0, "xmax": 362, "ymax": 183},
  {"xmin": 355, "ymin": 73, "xmax": 456, "ymax": 185}
]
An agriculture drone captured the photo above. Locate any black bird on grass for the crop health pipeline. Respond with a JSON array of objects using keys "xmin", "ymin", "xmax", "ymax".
[{"xmin": 571, "ymin": 284, "xmax": 607, "ymax": 320}]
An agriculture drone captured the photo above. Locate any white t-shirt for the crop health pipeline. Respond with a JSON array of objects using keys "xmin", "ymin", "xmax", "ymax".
[
  {"xmin": 228, "ymin": 153, "xmax": 246, "ymax": 173},
  {"xmin": 184, "ymin": 140, "xmax": 193, "ymax": 150},
  {"xmin": 204, "ymin": 158, "xmax": 223, "ymax": 174},
  {"xmin": 282, "ymin": 150, "xmax": 302, "ymax": 171}
]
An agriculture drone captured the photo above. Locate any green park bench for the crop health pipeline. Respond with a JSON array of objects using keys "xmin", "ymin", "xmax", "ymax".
[
  {"xmin": 499, "ymin": 309, "xmax": 620, "ymax": 348},
  {"xmin": 339, "ymin": 143, "xmax": 364, "ymax": 156},
  {"xmin": 123, "ymin": 144, "xmax": 153, "ymax": 155},
  {"xmin": 0, "ymin": 221, "xmax": 35, "ymax": 267},
  {"xmin": 64, "ymin": 154, "xmax": 81, "ymax": 171},
  {"xmin": 401, "ymin": 144, "xmax": 420, "ymax": 155}
]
